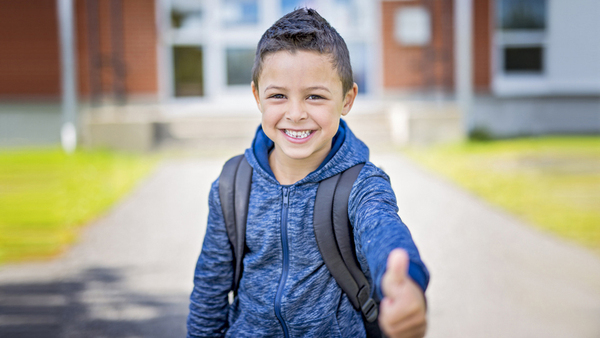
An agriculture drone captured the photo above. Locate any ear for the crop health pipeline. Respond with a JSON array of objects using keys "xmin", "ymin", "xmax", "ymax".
[
  {"xmin": 251, "ymin": 81, "xmax": 262, "ymax": 112},
  {"xmin": 341, "ymin": 83, "xmax": 358, "ymax": 117}
]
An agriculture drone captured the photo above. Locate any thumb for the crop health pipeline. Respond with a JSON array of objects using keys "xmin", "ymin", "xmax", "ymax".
[{"xmin": 382, "ymin": 249, "xmax": 409, "ymax": 298}]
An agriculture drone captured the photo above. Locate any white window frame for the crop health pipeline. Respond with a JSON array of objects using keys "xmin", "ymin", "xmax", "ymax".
[
  {"xmin": 158, "ymin": 0, "xmax": 378, "ymax": 102},
  {"xmin": 492, "ymin": 0, "xmax": 548, "ymax": 97}
]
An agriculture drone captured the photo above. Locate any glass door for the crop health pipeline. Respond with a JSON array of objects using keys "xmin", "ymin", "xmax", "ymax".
[{"xmin": 173, "ymin": 46, "xmax": 204, "ymax": 97}]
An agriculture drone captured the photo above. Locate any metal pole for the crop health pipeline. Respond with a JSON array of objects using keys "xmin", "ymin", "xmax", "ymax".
[
  {"xmin": 454, "ymin": 0, "xmax": 474, "ymax": 137},
  {"xmin": 110, "ymin": 0, "xmax": 126, "ymax": 103},
  {"xmin": 57, "ymin": 0, "xmax": 78, "ymax": 153}
]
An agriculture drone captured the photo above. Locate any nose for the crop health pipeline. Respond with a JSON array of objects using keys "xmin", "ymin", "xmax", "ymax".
[{"xmin": 285, "ymin": 100, "xmax": 308, "ymax": 123}]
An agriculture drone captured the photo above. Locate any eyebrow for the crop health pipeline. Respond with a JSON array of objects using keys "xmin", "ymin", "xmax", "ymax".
[
  {"xmin": 264, "ymin": 85, "xmax": 286, "ymax": 93},
  {"xmin": 306, "ymin": 86, "xmax": 331, "ymax": 93},
  {"xmin": 264, "ymin": 85, "xmax": 331, "ymax": 94}
]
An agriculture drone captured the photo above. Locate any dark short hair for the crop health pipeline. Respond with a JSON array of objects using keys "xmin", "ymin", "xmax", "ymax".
[{"xmin": 252, "ymin": 8, "xmax": 353, "ymax": 96}]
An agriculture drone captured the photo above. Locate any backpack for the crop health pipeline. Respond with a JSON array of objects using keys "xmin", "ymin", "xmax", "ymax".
[{"xmin": 218, "ymin": 154, "xmax": 382, "ymax": 337}]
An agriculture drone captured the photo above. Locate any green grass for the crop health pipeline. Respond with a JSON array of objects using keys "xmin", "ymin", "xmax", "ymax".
[
  {"xmin": 0, "ymin": 147, "xmax": 159, "ymax": 264},
  {"xmin": 404, "ymin": 137, "xmax": 600, "ymax": 253}
]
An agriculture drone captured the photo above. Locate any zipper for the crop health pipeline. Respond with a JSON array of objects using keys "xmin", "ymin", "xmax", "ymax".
[{"xmin": 274, "ymin": 187, "xmax": 291, "ymax": 338}]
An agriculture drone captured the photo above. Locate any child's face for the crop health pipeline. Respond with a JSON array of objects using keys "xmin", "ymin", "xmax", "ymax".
[{"xmin": 252, "ymin": 50, "xmax": 357, "ymax": 167}]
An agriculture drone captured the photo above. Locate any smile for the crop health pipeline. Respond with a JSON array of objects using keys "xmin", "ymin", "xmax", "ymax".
[{"xmin": 284, "ymin": 129, "xmax": 313, "ymax": 139}]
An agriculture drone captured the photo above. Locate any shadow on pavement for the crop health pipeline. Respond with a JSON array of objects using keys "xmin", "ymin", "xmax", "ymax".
[{"xmin": 0, "ymin": 267, "xmax": 188, "ymax": 338}]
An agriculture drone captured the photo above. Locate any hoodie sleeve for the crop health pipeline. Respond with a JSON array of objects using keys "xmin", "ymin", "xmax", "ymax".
[
  {"xmin": 187, "ymin": 179, "xmax": 234, "ymax": 338},
  {"xmin": 348, "ymin": 164, "xmax": 430, "ymax": 300}
]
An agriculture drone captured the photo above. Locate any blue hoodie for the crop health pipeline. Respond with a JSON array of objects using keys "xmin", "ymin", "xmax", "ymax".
[{"xmin": 187, "ymin": 120, "xmax": 429, "ymax": 338}]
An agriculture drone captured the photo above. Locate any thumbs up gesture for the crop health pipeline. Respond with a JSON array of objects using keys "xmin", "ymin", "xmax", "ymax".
[{"xmin": 379, "ymin": 249, "xmax": 427, "ymax": 338}]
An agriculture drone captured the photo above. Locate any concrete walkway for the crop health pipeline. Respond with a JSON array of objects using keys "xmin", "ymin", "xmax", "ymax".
[
  {"xmin": 1, "ymin": 152, "xmax": 599, "ymax": 337},
  {"xmin": 372, "ymin": 153, "xmax": 600, "ymax": 338}
]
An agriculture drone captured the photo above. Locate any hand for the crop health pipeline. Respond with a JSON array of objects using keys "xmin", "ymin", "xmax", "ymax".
[{"xmin": 379, "ymin": 249, "xmax": 427, "ymax": 338}]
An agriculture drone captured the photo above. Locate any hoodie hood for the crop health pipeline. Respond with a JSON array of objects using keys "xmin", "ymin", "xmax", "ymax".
[{"xmin": 245, "ymin": 119, "xmax": 369, "ymax": 185}]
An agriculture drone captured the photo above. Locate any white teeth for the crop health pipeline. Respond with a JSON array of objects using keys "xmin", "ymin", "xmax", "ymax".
[{"xmin": 285, "ymin": 130, "xmax": 312, "ymax": 139}]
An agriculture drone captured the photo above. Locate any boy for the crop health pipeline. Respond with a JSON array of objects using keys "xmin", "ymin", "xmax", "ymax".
[{"xmin": 188, "ymin": 8, "xmax": 429, "ymax": 338}]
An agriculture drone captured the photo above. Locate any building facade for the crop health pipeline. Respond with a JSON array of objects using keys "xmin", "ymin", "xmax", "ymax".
[
  {"xmin": 380, "ymin": 0, "xmax": 600, "ymax": 136},
  {"xmin": 0, "ymin": 0, "xmax": 158, "ymax": 101},
  {"xmin": 1, "ymin": 0, "xmax": 599, "ymax": 138},
  {"xmin": 157, "ymin": 0, "xmax": 378, "ymax": 101}
]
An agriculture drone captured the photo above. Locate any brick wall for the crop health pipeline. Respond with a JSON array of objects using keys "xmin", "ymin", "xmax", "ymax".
[
  {"xmin": 381, "ymin": 0, "xmax": 454, "ymax": 92},
  {"xmin": 76, "ymin": 0, "xmax": 158, "ymax": 98},
  {"xmin": 122, "ymin": 0, "xmax": 158, "ymax": 95},
  {"xmin": 473, "ymin": 0, "xmax": 491, "ymax": 91},
  {"xmin": 0, "ymin": 1, "xmax": 61, "ymax": 96},
  {"xmin": 0, "ymin": 1, "xmax": 157, "ymax": 99},
  {"xmin": 381, "ymin": 0, "xmax": 491, "ymax": 92}
]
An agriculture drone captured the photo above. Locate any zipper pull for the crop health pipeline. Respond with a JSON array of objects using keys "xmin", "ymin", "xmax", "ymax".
[{"xmin": 282, "ymin": 188, "xmax": 289, "ymax": 205}]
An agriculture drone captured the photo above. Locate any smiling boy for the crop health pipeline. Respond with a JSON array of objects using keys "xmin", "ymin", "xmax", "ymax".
[
  {"xmin": 187, "ymin": 8, "xmax": 429, "ymax": 338},
  {"xmin": 254, "ymin": 49, "xmax": 351, "ymax": 185}
]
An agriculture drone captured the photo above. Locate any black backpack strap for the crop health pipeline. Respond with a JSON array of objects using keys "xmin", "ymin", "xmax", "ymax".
[
  {"xmin": 218, "ymin": 154, "xmax": 253, "ymax": 294},
  {"xmin": 314, "ymin": 163, "xmax": 379, "ymax": 325}
]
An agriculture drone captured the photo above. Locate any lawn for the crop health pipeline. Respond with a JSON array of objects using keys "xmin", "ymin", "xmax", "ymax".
[
  {"xmin": 0, "ymin": 148, "xmax": 159, "ymax": 264},
  {"xmin": 404, "ymin": 137, "xmax": 600, "ymax": 253}
]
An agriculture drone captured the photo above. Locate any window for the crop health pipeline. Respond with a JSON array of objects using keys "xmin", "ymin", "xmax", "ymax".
[
  {"xmin": 348, "ymin": 43, "xmax": 367, "ymax": 93},
  {"xmin": 496, "ymin": 0, "xmax": 546, "ymax": 74},
  {"xmin": 281, "ymin": 0, "xmax": 319, "ymax": 15},
  {"xmin": 173, "ymin": 46, "xmax": 204, "ymax": 97},
  {"xmin": 497, "ymin": 0, "xmax": 546, "ymax": 30},
  {"xmin": 222, "ymin": 0, "xmax": 259, "ymax": 27},
  {"xmin": 504, "ymin": 46, "xmax": 542, "ymax": 72},
  {"xmin": 394, "ymin": 6, "xmax": 432, "ymax": 47},
  {"xmin": 171, "ymin": 0, "xmax": 204, "ymax": 31},
  {"xmin": 226, "ymin": 48, "xmax": 255, "ymax": 86}
]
